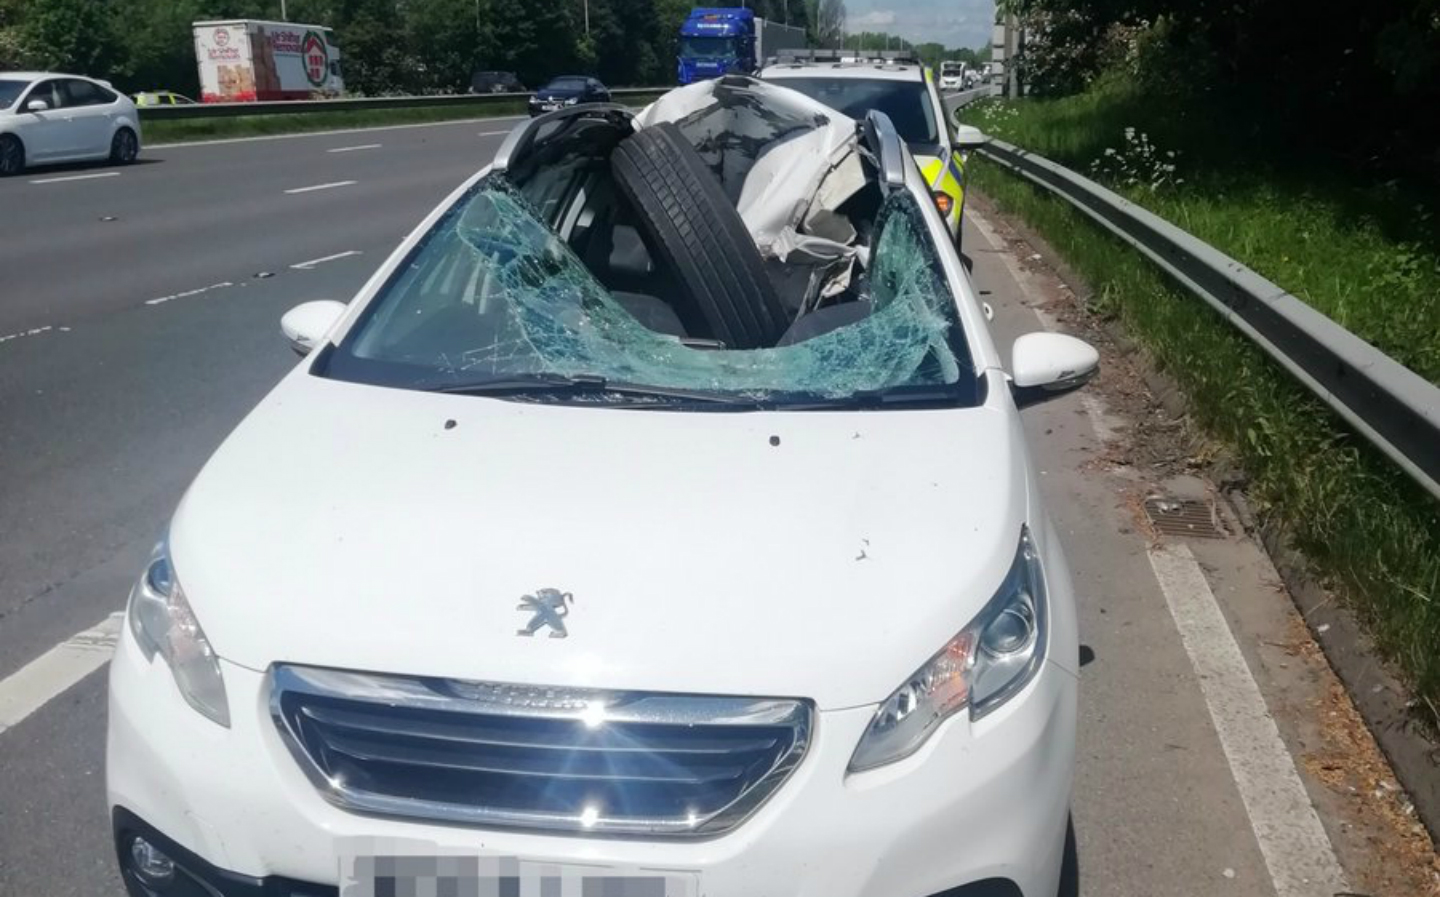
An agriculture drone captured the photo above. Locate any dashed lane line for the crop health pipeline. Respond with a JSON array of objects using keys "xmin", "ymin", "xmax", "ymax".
[
  {"xmin": 291, "ymin": 250, "xmax": 362, "ymax": 270},
  {"xmin": 1148, "ymin": 543, "xmax": 1349, "ymax": 897},
  {"xmin": 327, "ymin": 143, "xmax": 382, "ymax": 154},
  {"xmin": 0, "ymin": 613, "xmax": 123, "ymax": 736},
  {"xmin": 0, "ymin": 324, "xmax": 71, "ymax": 346},
  {"xmin": 284, "ymin": 180, "xmax": 357, "ymax": 195},
  {"xmin": 144, "ymin": 281, "xmax": 234, "ymax": 306},
  {"xmin": 30, "ymin": 171, "xmax": 120, "ymax": 185}
]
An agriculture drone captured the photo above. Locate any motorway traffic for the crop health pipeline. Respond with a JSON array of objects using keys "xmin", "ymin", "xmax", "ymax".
[{"xmin": 0, "ymin": 110, "xmax": 1420, "ymax": 897}]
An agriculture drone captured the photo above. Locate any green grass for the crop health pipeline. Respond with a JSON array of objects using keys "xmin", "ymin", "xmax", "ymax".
[
  {"xmin": 144, "ymin": 92, "xmax": 667, "ymax": 144},
  {"xmin": 962, "ymin": 85, "xmax": 1440, "ymax": 719},
  {"xmin": 144, "ymin": 102, "xmax": 530, "ymax": 143},
  {"xmin": 962, "ymin": 83, "xmax": 1440, "ymax": 385}
]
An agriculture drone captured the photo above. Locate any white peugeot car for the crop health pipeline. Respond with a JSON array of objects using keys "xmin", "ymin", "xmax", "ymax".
[
  {"xmin": 0, "ymin": 72, "xmax": 142, "ymax": 176},
  {"xmin": 108, "ymin": 77, "xmax": 1094, "ymax": 897}
]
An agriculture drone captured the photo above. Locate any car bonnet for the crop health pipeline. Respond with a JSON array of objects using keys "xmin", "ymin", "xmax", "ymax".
[{"xmin": 170, "ymin": 372, "xmax": 1028, "ymax": 711}]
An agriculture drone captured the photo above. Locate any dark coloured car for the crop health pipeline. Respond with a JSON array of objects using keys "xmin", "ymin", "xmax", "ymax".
[
  {"xmin": 528, "ymin": 76, "xmax": 611, "ymax": 116},
  {"xmin": 469, "ymin": 71, "xmax": 525, "ymax": 94}
]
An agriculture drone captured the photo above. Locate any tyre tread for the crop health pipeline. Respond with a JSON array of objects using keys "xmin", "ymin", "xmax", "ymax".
[{"xmin": 610, "ymin": 122, "xmax": 787, "ymax": 348}]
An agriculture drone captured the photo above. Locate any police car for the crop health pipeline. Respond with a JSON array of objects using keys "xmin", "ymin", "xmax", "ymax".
[
  {"xmin": 133, "ymin": 90, "xmax": 197, "ymax": 107},
  {"xmin": 761, "ymin": 50, "xmax": 983, "ymax": 245}
]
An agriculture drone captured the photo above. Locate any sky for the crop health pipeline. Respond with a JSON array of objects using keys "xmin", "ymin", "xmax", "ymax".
[{"xmin": 844, "ymin": 0, "xmax": 996, "ymax": 52}]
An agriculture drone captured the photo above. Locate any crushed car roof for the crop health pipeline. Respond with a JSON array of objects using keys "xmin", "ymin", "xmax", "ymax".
[
  {"xmin": 317, "ymin": 75, "xmax": 990, "ymax": 406},
  {"xmin": 760, "ymin": 63, "xmax": 927, "ymax": 82}
]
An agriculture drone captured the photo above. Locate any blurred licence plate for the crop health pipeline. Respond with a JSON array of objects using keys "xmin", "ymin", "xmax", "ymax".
[{"xmin": 341, "ymin": 854, "xmax": 700, "ymax": 897}]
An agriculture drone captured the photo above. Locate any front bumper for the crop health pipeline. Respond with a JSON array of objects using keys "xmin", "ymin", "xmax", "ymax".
[
  {"xmin": 114, "ymin": 808, "xmax": 334, "ymax": 896},
  {"xmin": 527, "ymin": 99, "xmax": 566, "ymax": 116},
  {"xmin": 108, "ymin": 622, "xmax": 1075, "ymax": 897}
]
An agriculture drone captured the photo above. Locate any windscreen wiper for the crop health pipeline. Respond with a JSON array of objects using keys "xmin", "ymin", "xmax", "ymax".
[
  {"xmin": 428, "ymin": 373, "xmax": 752, "ymax": 406},
  {"xmin": 771, "ymin": 386, "xmax": 967, "ymax": 410}
]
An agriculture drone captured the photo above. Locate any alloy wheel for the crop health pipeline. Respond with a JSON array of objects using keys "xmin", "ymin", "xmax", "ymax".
[
  {"xmin": 113, "ymin": 130, "xmax": 138, "ymax": 163},
  {"xmin": 0, "ymin": 137, "xmax": 21, "ymax": 175}
]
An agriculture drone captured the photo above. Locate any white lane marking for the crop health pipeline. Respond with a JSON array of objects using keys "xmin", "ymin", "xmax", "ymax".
[
  {"xmin": 144, "ymin": 281, "xmax": 234, "ymax": 306},
  {"xmin": 0, "ymin": 324, "xmax": 70, "ymax": 345},
  {"xmin": 291, "ymin": 249, "xmax": 362, "ymax": 270},
  {"xmin": 29, "ymin": 171, "xmax": 120, "ymax": 185},
  {"xmin": 476, "ymin": 129, "xmax": 511, "ymax": 137},
  {"xmin": 0, "ymin": 613, "xmax": 123, "ymax": 735},
  {"xmin": 970, "ymin": 207, "xmax": 1042, "ymax": 313},
  {"xmin": 327, "ymin": 143, "xmax": 382, "ymax": 154},
  {"xmin": 148, "ymin": 116, "xmax": 525, "ymax": 149},
  {"xmin": 1029, "ymin": 304, "xmax": 1060, "ymax": 331},
  {"xmin": 1078, "ymin": 394, "xmax": 1119, "ymax": 443},
  {"xmin": 974, "ymin": 172, "xmax": 1343, "ymax": 891},
  {"xmin": 1148, "ymin": 543, "xmax": 1348, "ymax": 897},
  {"xmin": 969, "ymin": 207, "xmax": 1114, "ymax": 444},
  {"xmin": 284, "ymin": 180, "xmax": 357, "ymax": 195}
]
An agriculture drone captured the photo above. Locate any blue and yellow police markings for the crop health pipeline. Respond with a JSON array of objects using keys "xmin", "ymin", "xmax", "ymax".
[
  {"xmin": 920, "ymin": 66, "xmax": 965, "ymax": 237},
  {"xmin": 918, "ymin": 146, "xmax": 966, "ymax": 237}
]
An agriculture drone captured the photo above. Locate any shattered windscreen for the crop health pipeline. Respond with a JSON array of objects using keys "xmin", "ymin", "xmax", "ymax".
[{"xmin": 319, "ymin": 174, "xmax": 977, "ymax": 408}]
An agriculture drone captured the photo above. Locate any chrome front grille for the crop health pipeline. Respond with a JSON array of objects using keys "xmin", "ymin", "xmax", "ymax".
[{"xmin": 270, "ymin": 665, "xmax": 812, "ymax": 837}]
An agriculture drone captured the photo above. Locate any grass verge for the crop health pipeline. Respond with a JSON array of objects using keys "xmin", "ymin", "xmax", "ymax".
[
  {"xmin": 963, "ymin": 82, "xmax": 1440, "ymax": 385},
  {"xmin": 965, "ymin": 150, "xmax": 1440, "ymax": 721},
  {"xmin": 144, "ymin": 102, "xmax": 530, "ymax": 144},
  {"xmin": 143, "ymin": 93, "xmax": 668, "ymax": 144}
]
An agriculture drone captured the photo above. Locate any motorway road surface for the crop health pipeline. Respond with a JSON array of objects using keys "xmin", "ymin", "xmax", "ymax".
[{"xmin": 0, "ymin": 116, "xmax": 1392, "ymax": 896}]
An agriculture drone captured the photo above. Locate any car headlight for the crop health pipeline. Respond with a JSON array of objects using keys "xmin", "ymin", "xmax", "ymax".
[
  {"xmin": 849, "ymin": 527, "xmax": 1046, "ymax": 772},
  {"xmin": 127, "ymin": 538, "xmax": 230, "ymax": 727}
]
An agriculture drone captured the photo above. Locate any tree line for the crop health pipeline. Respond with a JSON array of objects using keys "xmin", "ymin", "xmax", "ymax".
[
  {"xmin": 1004, "ymin": 0, "xmax": 1439, "ymax": 173},
  {"xmin": 0, "ymin": 0, "xmax": 877, "ymax": 95}
]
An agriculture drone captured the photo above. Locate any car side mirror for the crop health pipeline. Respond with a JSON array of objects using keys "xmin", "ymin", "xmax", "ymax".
[
  {"xmin": 952, "ymin": 123, "xmax": 988, "ymax": 152},
  {"xmin": 1010, "ymin": 332, "xmax": 1099, "ymax": 408},
  {"xmin": 280, "ymin": 300, "xmax": 346, "ymax": 356},
  {"xmin": 26, "ymin": 99, "xmax": 49, "ymax": 113}
]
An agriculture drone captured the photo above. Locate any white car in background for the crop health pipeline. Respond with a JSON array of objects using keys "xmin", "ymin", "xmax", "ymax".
[
  {"xmin": 939, "ymin": 61, "xmax": 966, "ymax": 90},
  {"xmin": 0, "ymin": 72, "xmax": 142, "ymax": 176},
  {"xmin": 107, "ymin": 78, "xmax": 1092, "ymax": 897}
]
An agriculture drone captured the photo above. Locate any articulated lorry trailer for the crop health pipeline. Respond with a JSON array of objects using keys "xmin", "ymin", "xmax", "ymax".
[
  {"xmin": 677, "ymin": 7, "xmax": 807, "ymax": 84},
  {"xmin": 192, "ymin": 20, "xmax": 345, "ymax": 102}
]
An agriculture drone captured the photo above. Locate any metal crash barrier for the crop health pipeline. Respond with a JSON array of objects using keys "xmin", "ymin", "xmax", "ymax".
[{"xmin": 947, "ymin": 86, "xmax": 1440, "ymax": 500}]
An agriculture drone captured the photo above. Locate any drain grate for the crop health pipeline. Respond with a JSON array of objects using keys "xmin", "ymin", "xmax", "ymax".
[{"xmin": 1143, "ymin": 497, "xmax": 1226, "ymax": 539}]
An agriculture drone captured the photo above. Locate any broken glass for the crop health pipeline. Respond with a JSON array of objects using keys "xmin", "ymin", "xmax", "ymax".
[{"xmin": 341, "ymin": 175, "xmax": 968, "ymax": 403}]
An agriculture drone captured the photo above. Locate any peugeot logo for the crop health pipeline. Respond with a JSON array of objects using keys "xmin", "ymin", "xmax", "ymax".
[{"xmin": 516, "ymin": 588, "xmax": 574, "ymax": 638}]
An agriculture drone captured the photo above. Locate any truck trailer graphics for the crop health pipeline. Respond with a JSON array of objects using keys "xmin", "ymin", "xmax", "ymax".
[{"xmin": 193, "ymin": 20, "xmax": 345, "ymax": 102}]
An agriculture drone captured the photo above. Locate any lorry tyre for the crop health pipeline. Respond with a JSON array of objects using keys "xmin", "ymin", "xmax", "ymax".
[
  {"xmin": 110, "ymin": 128, "xmax": 139, "ymax": 165},
  {"xmin": 610, "ymin": 122, "xmax": 788, "ymax": 350},
  {"xmin": 0, "ymin": 135, "xmax": 23, "ymax": 176}
]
